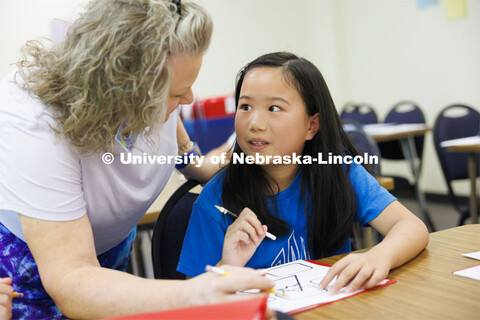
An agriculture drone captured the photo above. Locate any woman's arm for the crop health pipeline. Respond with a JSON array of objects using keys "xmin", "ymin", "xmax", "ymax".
[
  {"xmin": 176, "ymin": 119, "xmax": 232, "ymax": 182},
  {"xmin": 320, "ymin": 200, "xmax": 428, "ymax": 294},
  {"xmin": 20, "ymin": 214, "xmax": 273, "ymax": 319},
  {"xmin": 0, "ymin": 278, "xmax": 13, "ymax": 320}
]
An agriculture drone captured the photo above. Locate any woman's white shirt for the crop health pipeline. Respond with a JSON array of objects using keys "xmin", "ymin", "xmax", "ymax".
[{"xmin": 0, "ymin": 71, "xmax": 178, "ymax": 254}]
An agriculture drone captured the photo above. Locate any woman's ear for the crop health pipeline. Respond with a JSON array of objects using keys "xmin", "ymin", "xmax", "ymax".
[{"xmin": 305, "ymin": 113, "xmax": 320, "ymax": 141}]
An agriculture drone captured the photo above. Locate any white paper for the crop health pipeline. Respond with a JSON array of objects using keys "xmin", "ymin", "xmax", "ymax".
[
  {"xmin": 253, "ymin": 260, "xmax": 389, "ymax": 313},
  {"xmin": 462, "ymin": 251, "xmax": 480, "ymax": 260},
  {"xmin": 454, "ymin": 265, "xmax": 480, "ymax": 281},
  {"xmin": 363, "ymin": 123, "xmax": 427, "ymax": 136},
  {"xmin": 440, "ymin": 136, "xmax": 480, "ymax": 148}
]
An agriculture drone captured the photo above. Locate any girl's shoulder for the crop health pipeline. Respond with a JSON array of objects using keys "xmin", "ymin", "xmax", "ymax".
[
  {"xmin": 191, "ymin": 169, "xmax": 230, "ymax": 224},
  {"xmin": 195, "ymin": 169, "xmax": 226, "ymax": 205}
]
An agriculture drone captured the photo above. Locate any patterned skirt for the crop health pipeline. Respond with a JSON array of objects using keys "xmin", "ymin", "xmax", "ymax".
[{"xmin": 0, "ymin": 221, "xmax": 136, "ymax": 319}]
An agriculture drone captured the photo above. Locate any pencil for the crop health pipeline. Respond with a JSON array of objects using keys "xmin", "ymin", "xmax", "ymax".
[
  {"xmin": 205, "ymin": 265, "xmax": 277, "ymax": 294},
  {"xmin": 205, "ymin": 265, "xmax": 231, "ymax": 276},
  {"xmin": 13, "ymin": 292, "xmax": 24, "ymax": 298},
  {"xmin": 214, "ymin": 205, "xmax": 277, "ymax": 241}
]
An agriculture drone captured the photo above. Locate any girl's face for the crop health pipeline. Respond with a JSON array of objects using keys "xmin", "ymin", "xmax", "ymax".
[
  {"xmin": 235, "ymin": 67, "xmax": 319, "ymax": 172},
  {"xmin": 165, "ymin": 54, "xmax": 203, "ymax": 122}
]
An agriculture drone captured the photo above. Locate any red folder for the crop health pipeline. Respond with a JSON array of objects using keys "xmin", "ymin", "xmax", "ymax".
[{"xmin": 102, "ymin": 296, "xmax": 268, "ymax": 320}]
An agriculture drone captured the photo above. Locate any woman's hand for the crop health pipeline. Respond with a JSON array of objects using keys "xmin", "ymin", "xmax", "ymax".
[
  {"xmin": 319, "ymin": 251, "xmax": 391, "ymax": 295},
  {"xmin": 185, "ymin": 265, "xmax": 274, "ymax": 306},
  {"xmin": 221, "ymin": 208, "xmax": 268, "ymax": 267},
  {"xmin": 0, "ymin": 277, "xmax": 13, "ymax": 320}
]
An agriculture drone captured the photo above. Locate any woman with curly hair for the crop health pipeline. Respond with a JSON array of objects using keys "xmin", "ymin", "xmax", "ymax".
[{"xmin": 0, "ymin": 1, "xmax": 273, "ymax": 319}]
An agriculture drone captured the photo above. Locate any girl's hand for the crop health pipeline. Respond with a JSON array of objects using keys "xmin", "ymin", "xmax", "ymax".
[
  {"xmin": 319, "ymin": 251, "xmax": 391, "ymax": 295},
  {"xmin": 221, "ymin": 208, "xmax": 268, "ymax": 266},
  {"xmin": 185, "ymin": 265, "xmax": 274, "ymax": 306},
  {"xmin": 0, "ymin": 277, "xmax": 13, "ymax": 320}
]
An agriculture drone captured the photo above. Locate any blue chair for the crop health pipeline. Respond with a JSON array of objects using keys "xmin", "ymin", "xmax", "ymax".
[
  {"xmin": 151, "ymin": 180, "xmax": 201, "ymax": 279},
  {"xmin": 340, "ymin": 103, "xmax": 378, "ymax": 125},
  {"xmin": 378, "ymin": 101, "xmax": 426, "ymax": 162},
  {"xmin": 376, "ymin": 101, "xmax": 437, "ymax": 231},
  {"xmin": 433, "ymin": 104, "xmax": 480, "ymax": 225},
  {"xmin": 377, "ymin": 101, "xmax": 426, "ymax": 190},
  {"xmin": 343, "ymin": 119, "xmax": 382, "ymax": 176},
  {"xmin": 343, "ymin": 119, "xmax": 385, "ymax": 248}
]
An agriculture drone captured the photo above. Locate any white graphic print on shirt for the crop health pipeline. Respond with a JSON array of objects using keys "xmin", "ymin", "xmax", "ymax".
[{"xmin": 271, "ymin": 231, "xmax": 311, "ymax": 267}]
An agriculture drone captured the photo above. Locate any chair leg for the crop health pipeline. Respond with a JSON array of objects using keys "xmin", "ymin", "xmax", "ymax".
[{"xmin": 458, "ymin": 212, "xmax": 469, "ymax": 226}]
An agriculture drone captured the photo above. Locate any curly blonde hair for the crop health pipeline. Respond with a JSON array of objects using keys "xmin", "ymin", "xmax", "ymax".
[{"xmin": 16, "ymin": 0, "xmax": 212, "ymax": 154}]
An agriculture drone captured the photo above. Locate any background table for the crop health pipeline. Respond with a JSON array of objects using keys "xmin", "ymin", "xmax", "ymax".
[
  {"xmin": 444, "ymin": 137, "xmax": 480, "ymax": 224},
  {"xmin": 296, "ymin": 224, "xmax": 480, "ymax": 319},
  {"xmin": 364, "ymin": 123, "xmax": 435, "ymax": 232}
]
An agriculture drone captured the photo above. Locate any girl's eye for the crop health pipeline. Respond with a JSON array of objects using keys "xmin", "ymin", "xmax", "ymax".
[
  {"xmin": 269, "ymin": 105, "xmax": 281, "ymax": 112},
  {"xmin": 239, "ymin": 104, "xmax": 251, "ymax": 111}
]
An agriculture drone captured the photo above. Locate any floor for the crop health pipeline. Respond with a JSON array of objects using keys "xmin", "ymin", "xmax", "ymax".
[
  {"xmin": 399, "ymin": 196, "xmax": 460, "ymax": 231},
  {"xmin": 392, "ymin": 186, "xmax": 465, "ymax": 232}
]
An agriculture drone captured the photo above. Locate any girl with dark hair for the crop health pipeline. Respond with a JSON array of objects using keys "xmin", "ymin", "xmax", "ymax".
[{"xmin": 178, "ymin": 52, "xmax": 428, "ymax": 295}]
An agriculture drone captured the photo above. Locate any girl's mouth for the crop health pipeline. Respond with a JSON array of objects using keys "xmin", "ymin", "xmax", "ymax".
[{"xmin": 248, "ymin": 140, "xmax": 270, "ymax": 151}]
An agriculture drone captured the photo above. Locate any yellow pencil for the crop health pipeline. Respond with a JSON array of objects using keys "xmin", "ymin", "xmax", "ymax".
[
  {"xmin": 205, "ymin": 265, "xmax": 278, "ymax": 295},
  {"xmin": 205, "ymin": 265, "xmax": 232, "ymax": 276},
  {"xmin": 13, "ymin": 292, "xmax": 24, "ymax": 298}
]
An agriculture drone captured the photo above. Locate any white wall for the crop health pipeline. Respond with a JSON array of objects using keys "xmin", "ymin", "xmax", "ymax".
[
  {"xmin": 0, "ymin": 0, "xmax": 88, "ymax": 77},
  {"xmin": 1, "ymin": 0, "xmax": 478, "ymax": 195},
  {"xmin": 334, "ymin": 0, "xmax": 480, "ymax": 195},
  {"xmin": 195, "ymin": 0, "xmax": 312, "ymax": 97}
]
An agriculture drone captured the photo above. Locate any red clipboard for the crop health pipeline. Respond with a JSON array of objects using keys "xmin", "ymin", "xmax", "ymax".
[
  {"xmin": 284, "ymin": 260, "xmax": 396, "ymax": 314},
  {"xmin": 101, "ymin": 296, "xmax": 268, "ymax": 320}
]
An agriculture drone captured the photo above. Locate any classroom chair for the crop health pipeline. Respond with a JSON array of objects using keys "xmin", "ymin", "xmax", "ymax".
[
  {"xmin": 343, "ymin": 119, "xmax": 384, "ymax": 249},
  {"xmin": 433, "ymin": 104, "xmax": 480, "ymax": 225},
  {"xmin": 377, "ymin": 101, "xmax": 426, "ymax": 189},
  {"xmin": 151, "ymin": 180, "xmax": 201, "ymax": 279},
  {"xmin": 340, "ymin": 102, "xmax": 379, "ymax": 125},
  {"xmin": 342, "ymin": 119, "xmax": 382, "ymax": 176}
]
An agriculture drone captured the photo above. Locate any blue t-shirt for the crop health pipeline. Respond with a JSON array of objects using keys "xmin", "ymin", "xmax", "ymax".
[{"xmin": 177, "ymin": 163, "xmax": 396, "ymax": 277}]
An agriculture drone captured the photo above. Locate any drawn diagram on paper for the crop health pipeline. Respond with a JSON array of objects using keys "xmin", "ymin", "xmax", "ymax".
[
  {"xmin": 272, "ymin": 275, "xmax": 303, "ymax": 293},
  {"xmin": 267, "ymin": 261, "xmax": 313, "ymax": 278},
  {"xmin": 265, "ymin": 261, "xmax": 329, "ymax": 302},
  {"xmin": 260, "ymin": 260, "xmax": 393, "ymax": 313}
]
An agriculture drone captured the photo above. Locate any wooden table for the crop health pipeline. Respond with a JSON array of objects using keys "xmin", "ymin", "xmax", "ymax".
[
  {"xmin": 296, "ymin": 224, "xmax": 480, "ymax": 320},
  {"xmin": 364, "ymin": 124, "xmax": 435, "ymax": 232},
  {"xmin": 444, "ymin": 138, "xmax": 480, "ymax": 225},
  {"xmin": 376, "ymin": 176, "xmax": 394, "ymax": 191}
]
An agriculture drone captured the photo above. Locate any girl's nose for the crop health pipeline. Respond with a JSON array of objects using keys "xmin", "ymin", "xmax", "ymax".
[{"xmin": 249, "ymin": 111, "xmax": 266, "ymax": 132}]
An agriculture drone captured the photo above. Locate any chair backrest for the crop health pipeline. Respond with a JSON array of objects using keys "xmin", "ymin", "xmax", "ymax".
[
  {"xmin": 343, "ymin": 119, "xmax": 382, "ymax": 176},
  {"xmin": 379, "ymin": 101, "xmax": 426, "ymax": 160},
  {"xmin": 340, "ymin": 103, "xmax": 378, "ymax": 125},
  {"xmin": 151, "ymin": 180, "xmax": 201, "ymax": 279},
  {"xmin": 433, "ymin": 104, "xmax": 480, "ymax": 183},
  {"xmin": 433, "ymin": 104, "xmax": 479, "ymax": 224}
]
